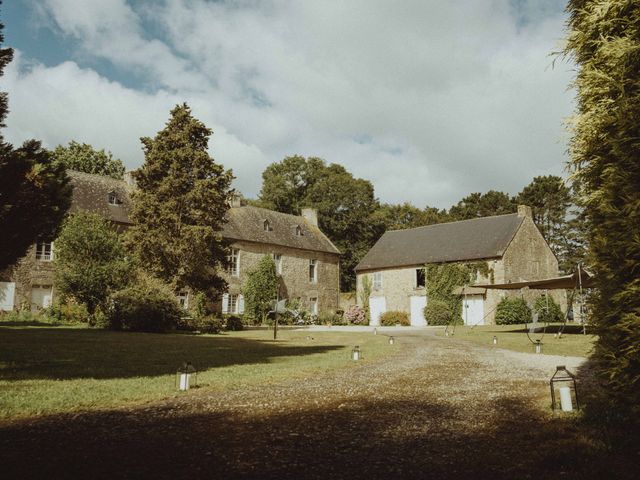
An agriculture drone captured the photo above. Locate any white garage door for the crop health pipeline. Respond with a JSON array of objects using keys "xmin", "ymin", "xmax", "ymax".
[
  {"xmin": 368, "ymin": 296, "xmax": 386, "ymax": 326},
  {"xmin": 410, "ymin": 295, "xmax": 427, "ymax": 326},
  {"xmin": 0, "ymin": 282, "xmax": 16, "ymax": 311},
  {"xmin": 463, "ymin": 295, "xmax": 485, "ymax": 325}
]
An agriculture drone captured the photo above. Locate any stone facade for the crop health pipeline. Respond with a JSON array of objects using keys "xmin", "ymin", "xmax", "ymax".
[
  {"xmin": 1, "ymin": 243, "xmax": 56, "ymax": 311},
  {"xmin": 221, "ymin": 240, "xmax": 340, "ymax": 315},
  {"xmin": 356, "ymin": 206, "xmax": 565, "ymax": 325}
]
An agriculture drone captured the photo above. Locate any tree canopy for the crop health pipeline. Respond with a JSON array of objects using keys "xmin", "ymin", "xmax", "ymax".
[
  {"xmin": 564, "ymin": 0, "xmax": 640, "ymax": 436},
  {"xmin": 126, "ymin": 103, "xmax": 234, "ymax": 295},
  {"xmin": 0, "ymin": 15, "xmax": 71, "ymax": 271},
  {"xmin": 448, "ymin": 191, "xmax": 516, "ymax": 220},
  {"xmin": 52, "ymin": 141, "xmax": 126, "ymax": 179},
  {"xmin": 54, "ymin": 211, "xmax": 132, "ymax": 316}
]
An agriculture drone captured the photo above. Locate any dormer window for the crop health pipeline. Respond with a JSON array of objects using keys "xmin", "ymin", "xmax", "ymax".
[
  {"xmin": 263, "ymin": 219, "xmax": 273, "ymax": 232},
  {"xmin": 108, "ymin": 191, "xmax": 120, "ymax": 206},
  {"xmin": 295, "ymin": 225, "xmax": 304, "ymax": 236}
]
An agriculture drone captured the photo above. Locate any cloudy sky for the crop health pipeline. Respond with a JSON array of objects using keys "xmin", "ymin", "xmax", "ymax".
[{"xmin": 1, "ymin": 0, "xmax": 575, "ymax": 208}]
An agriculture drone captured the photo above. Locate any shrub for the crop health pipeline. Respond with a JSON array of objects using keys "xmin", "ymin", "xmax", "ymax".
[
  {"xmin": 380, "ymin": 310, "xmax": 410, "ymax": 326},
  {"xmin": 46, "ymin": 300, "xmax": 89, "ymax": 324},
  {"xmin": 495, "ymin": 297, "xmax": 532, "ymax": 325},
  {"xmin": 0, "ymin": 309, "xmax": 59, "ymax": 325},
  {"xmin": 106, "ymin": 274, "xmax": 181, "ymax": 332},
  {"xmin": 423, "ymin": 299, "xmax": 455, "ymax": 326},
  {"xmin": 344, "ymin": 305, "xmax": 367, "ymax": 325},
  {"xmin": 533, "ymin": 295, "xmax": 563, "ymax": 323},
  {"xmin": 225, "ymin": 315, "xmax": 244, "ymax": 331},
  {"xmin": 318, "ymin": 310, "xmax": 344, "ymax": 325}
]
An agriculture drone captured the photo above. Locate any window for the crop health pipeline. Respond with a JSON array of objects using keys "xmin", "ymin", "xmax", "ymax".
[
  {"xmin": 272, "ymin": 253, "xmax": 282, "ymax": 274},
  {"xmin": 295, "ymin": 225, "xmax": 304, "ymax": 236},
  {"xmin": 35, "ymin": 241, "xmax": 53, "ymax": 261},
  {"xmin": 416, "ymin": 268, "xmax": 426, "ymax": 288},
  {"xmin": 263, "ymin": 219, "xmax": 273, "ymax": 232},
  {"xmin": 108, "ymin": 191, "xmax": 120, "ymax": 206},
  {"xmin": 309, "ymin": 297, "xmax": 318, "ymax": 315},
  {"xmin": 227, "ymin": 248, "xmax": 240, "ymax": 276},
  {"xmin": 373, "ymin": 272, "xmax": 382, "ymax": 290},
  {"xmin": 177, "ymin": 292, "xmax": 189, "ymax": 310},
  {"xmin": 309, "ymin": 259, "xmax": 317, "ymax": 283},
  {"xmin": 31, "ymin": 285, "xmax": 53, "ymax": 310},
  {"xmin": 222, "ymin": 293, "xmax": 244, "ymax": 314}
]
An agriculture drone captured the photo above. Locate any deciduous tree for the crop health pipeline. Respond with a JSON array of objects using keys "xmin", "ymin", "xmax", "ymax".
[
  {"xmin": 52, "ymin": 141, "xmax": 125, "ymax": 179},
  {"xmin": 0, "ymin": 13, "xmax": 71, "ymax": 271},
  {"xmin": 126, "ymin": 104, "xmax": 234, "ymax": 295},
  {"xmin": 448, "ymin": 190, "xmax": 516, "ymax": 220},
  {"xmin": 54, "ymin": 211, "xmax": 132, "ymax": 317}
]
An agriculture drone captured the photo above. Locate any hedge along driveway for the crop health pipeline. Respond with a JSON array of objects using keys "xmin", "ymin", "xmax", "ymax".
[{"xmin": 0, "ymin": 327, "xmax": 393, "ymax": 419}]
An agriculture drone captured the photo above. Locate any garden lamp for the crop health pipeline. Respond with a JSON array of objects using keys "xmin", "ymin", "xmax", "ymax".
[
  {"xmin": 176, "ymin": 361, "xmax": 198, "ymax": 391},
  {"xmin": 351, "ymin": 346, "xmax": 361, "ymax": 361},
  {"xmin": 550, "ymin": 365, "xmax": 579, "ymax": 412},
  {"xmin": 493, "ymin": 335, "xmax": 497, "ymax": 345},
  {"xmin": 535, "ymin": 340, "xmax": 542, "ymax": 354},
  {"xmin": 373, "ymin": 328, "xmax": 377, "ymax": 335},
  {"xmin": 388, "ymin": 336, "xmax": 395, "ymax": 345}
]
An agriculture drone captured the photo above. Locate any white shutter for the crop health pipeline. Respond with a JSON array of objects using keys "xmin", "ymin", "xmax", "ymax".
[
  {"xmin": 0, "ymin": 282, "xmax": 15, "ymax": 311},
  {"xmin": 222, "ymin": 293, "xmax": 229, "ymax": 314},
  {"xmin": 238, "ymin": 294, "xmax": 245, "ymax": 314}
]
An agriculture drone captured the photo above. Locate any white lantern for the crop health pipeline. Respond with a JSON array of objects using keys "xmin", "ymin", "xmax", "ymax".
[
  {"xmin": 176, "ymin": 362, "xmax": 197, "ymax": 391},
  {"xmin": 351, "ymin": 346, "xmax": 361, "ymax": 361}
]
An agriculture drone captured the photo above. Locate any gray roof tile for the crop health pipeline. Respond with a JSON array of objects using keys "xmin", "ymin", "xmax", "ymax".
[{"xmin": 355, "ymin": 213, "xmax": 523, "ymax": 271}]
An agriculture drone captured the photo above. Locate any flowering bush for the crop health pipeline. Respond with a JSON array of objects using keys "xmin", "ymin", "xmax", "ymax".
[{"xmin": 344, "ymin": 305, "xmax": 367, "ymax": 325}]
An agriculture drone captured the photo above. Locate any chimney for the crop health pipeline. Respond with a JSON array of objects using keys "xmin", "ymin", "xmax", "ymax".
[
  {"xmin": 517, "ymin": 205, "xmax": 532, "ymax": 218},
  {"xmin": 301, "ymin": 208, "xmax": 318, "ymax": 226},
  {"xmin": 228, "ymin": 192, "xmax": 242, "ymax": 208}
]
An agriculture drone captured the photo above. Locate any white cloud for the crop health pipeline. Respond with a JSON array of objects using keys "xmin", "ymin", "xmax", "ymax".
[{"xmin": 4, "ymin": 0, "xmax": 574, "ymax": 207}]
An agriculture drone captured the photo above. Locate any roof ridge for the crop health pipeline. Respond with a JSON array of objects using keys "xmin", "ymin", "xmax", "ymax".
[{"xmin": 385, "ymin": 212, "xmax": 519, "ymax": 234}]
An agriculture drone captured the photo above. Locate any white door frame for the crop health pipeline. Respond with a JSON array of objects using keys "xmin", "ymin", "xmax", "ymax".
[{"xmin": 368, "ymin": 296, "xmax": 386, "ymax": 326}]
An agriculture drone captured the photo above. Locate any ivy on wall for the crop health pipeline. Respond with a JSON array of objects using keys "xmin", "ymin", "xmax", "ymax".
[{"xmin": 425, "ymin": 261, "xmax": 492, "ymax": 322}]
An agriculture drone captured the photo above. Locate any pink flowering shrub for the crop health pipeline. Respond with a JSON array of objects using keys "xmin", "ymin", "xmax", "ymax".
[{"xmin": 344, "ymin": 305, "xmax": 367, "ymax": 325}]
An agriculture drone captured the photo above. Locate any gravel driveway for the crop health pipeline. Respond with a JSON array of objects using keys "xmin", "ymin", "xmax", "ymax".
[{"xmin": 0, "ymin": 331, "xmax": 634, "ymax": 480}]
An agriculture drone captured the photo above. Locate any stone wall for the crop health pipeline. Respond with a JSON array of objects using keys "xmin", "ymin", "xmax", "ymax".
[
  {"xmin": 222, "ymin": 240, "xmax": 340, "ymax": 314},
  {"xmin": 1, "ymin": 243, "xmax": 56, "ymax": 310},
  {"xmin": 357, "ymin": 266, "xmax": 426, "ymax": 313}
]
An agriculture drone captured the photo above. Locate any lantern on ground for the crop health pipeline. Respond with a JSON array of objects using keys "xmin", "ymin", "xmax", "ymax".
[
  {"xmin": 388, "ymin": 336, "xmax": 395, "ymax": 345},
  {"xmin": 373, "ymin": 328, "xmax": 377, "ymax": 335},
  {"xmin": 535, "ymin": 340, "xmax": 543, "ymax": 354},
  {"xmin": 351, "ymin": 346, "xmax": 361, "ymax": 361},
  {"xmin": 176, "ymin": 362, "xmax": 197, "ymax": 391},
  {"xmin": 493, "ymin": 335, "xmax": 497, "ymax": 345},
  {"xmin": 550, "ymin": 366, "xmax": 579, "ymax": 412}
]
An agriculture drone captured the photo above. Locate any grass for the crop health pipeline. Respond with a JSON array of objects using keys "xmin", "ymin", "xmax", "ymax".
[
  {"xmin": 437, "ymin": 323, "xmax": 596, "ymax": 357},
  {"xmin": 0, "ymin": 326, "xmax": 393, "ymax": 420}
]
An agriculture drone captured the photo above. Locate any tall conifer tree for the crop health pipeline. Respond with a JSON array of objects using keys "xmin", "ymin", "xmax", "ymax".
[
  {"xmin": 564, "ymin": 0, "xmax": 640, "ymax": 435},
  {"xmin": 127, "ymin": 104, "xmax": 234, "ymax": 294}
]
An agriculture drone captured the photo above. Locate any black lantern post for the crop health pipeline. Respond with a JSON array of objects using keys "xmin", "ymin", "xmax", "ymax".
[
  {"xmin": 550, "ymin": 365, "xmax": 579, "ymax": 412},
  {"xmin": 176, "ymin": 362, "xmax": 198, "ymax": 391}
]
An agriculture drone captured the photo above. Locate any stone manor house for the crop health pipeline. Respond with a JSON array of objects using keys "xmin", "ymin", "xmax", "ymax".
[
  {"xmin": 355, "ymin": 205, "xmax": 565, "ymax": 326},
  {"xmin": 0, "ymin": 171, "xmax": 341, "ymax": 315}
]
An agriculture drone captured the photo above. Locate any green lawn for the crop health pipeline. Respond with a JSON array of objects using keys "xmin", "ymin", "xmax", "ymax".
[
  {"xmin": 0, "ymin": 327, "xmax": 392, "ymax": 420},
  {"xmin": 437, "ymin": 323, "xmax": 596, "ymax": 357}
]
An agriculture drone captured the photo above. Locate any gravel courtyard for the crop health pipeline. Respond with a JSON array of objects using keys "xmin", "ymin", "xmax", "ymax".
[{"xmin": 0, "ymin": 330, "xmax": 635, "ymax": 480}]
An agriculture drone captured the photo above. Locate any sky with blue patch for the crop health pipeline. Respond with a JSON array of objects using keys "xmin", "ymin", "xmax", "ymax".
[{"xmin": 1, "ymin": 0, "xmax": 573, "ymax": 208}]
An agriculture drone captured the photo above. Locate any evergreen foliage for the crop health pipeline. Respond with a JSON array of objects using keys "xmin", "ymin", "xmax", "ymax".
[
  {"xmin": 0, "ymin": 15, "xmax": 72, "ymax": 271},
  {"xmin": 423, "ymin": 299, "xmax": 455, "ymax": 326},
  {"xmin": 126, "ymin": 104, "xmax": 234, "ymax": 295},
  {"xmin": 371, "ymin": 203, "xmax": 449, "ymax": 230},
  {"xmin": 448, "ymin": 191, "xmax": 516, "ymax": 220},
  {"xmin": 242, "ymin": 255, "xmax": 278, "ymax": 324},
  {"xmin": 52, "ymin": 141, "xmax": 126, "ymax": 179},
  {"xmin": 495, "ymin": 297, "xmax": 532, "ymax": 325},
  {"xmin": 563, "ymin": 0, "xmax": 640, "ymax": 434},
  {"xmin": 54, "ymin": 211, "xmax": 132, "ymax": 316},
  {"xmin": 533, "ymin": 295, "xmax": 563, "ymax": 323}
]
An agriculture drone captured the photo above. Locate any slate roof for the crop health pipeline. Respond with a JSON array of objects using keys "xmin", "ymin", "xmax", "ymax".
[
  {"xmin": 355, "ymin": 213, "xmax": 524, "ymax": 272},
  {"xmin": 222, "ymin": 206, "xmax": 340, "ymax": 255},
  {"xmin": 68, "ymin": 171, "xmax": 133, "ymax": 225}
]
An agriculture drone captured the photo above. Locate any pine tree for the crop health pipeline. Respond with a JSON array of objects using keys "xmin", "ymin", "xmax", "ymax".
[
  {"xmin": 126, "ymin": 104, "xmax": 234, "ymax": 295},
  {"xmin": 564, "ymin": 0, "xmax": 640, "ymax": 437}
]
